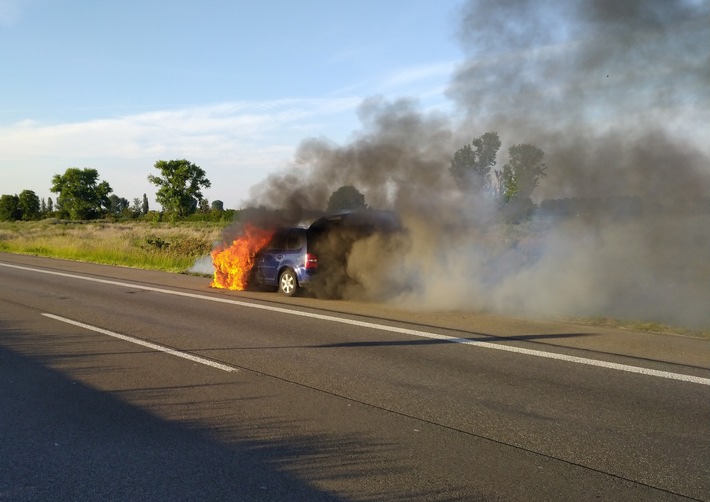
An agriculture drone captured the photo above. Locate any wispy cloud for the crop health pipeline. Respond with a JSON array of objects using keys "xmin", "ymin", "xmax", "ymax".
[
  {"xmin": 1, "ymin": 98, "xmax": 359, "ymax": 159},
  {"xmin": 0, "ymin": 57, "xmax": 458, "ymax": 206},
  {"xmin": 0, "ymin": 97, "xmax": 361, "ymax": 206},
  {"xmin": 379, "ymin": 61, "xmax": 457, "ymax": 91},
  {"xmin": 328, "ymin": 60, "xmax": 457, "ymax": 115}
]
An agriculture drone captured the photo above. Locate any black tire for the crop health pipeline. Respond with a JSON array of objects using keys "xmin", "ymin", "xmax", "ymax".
[
  {"xmin": 278, "ymin": 268, "xmax": 298, "ymax": 296},
  {"xmin": 245, "ymin": 269, "xmax": 262, "ymax": 291},
  {"xmin": 247, "ymin": 270, "xmax": 275, "ymax": 292}
]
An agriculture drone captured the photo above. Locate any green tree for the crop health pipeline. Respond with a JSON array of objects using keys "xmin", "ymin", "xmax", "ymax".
[
  {"xmin": 497, "ymin": 144, "xmax": 547, "ymax": 223},
  {"xmin": 450, "ymin": 131, "xmax": 501, "ymax": 192},
  {"xmin": 326, "ymin": 185, "xmax": 367, "ymax": 213},
  {"xmin": 142, "ymin": 193, "xmax": 149, "ymax": 215},
  {"xmin": 18, "ymin": 190, "xmax": 41, "ymax": 220},
  {"xmin": 131, "ymin": 198, "xmax": 142, "ymax": 216},
  {"xmin": 211, "ymin": 200, "xmax": 224, "ymax": 211},
  {"xmin": 0, "ymin": 194, "xmax": 21, "ymax": 221},
  {"xmin": 107, "ymin": 194, "xmax": 130, "ymax": 216},
  {"xmin": 148, "ymin": 159, "xmax": 211, "ymax": 218},
  {"xmin": 47, "ymin": 197, "xmax": 54, "ymax": 214},
  {"xmin": 51, "ymin": 168, "xmax": 112, "ymax": 220}
]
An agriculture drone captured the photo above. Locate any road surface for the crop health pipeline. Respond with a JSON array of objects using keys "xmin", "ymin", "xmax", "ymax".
[{"xmin": 1, "ymin": 253, "xmax": 709, "ymax": 501}]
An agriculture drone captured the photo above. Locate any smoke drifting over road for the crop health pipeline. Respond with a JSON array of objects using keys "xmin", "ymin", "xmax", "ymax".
[{"xmin": 245, "ymin": 0, "xmax": 710, "ymax": 328}]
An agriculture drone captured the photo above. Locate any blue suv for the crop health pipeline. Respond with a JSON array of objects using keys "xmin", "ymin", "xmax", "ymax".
[
  {"xmin": 252, "ymin": 226, "xmax": 317, "ymax": 296},
  {"xmin": 252, "ymin": 210, "xmax": 401, "ymax": 297}
]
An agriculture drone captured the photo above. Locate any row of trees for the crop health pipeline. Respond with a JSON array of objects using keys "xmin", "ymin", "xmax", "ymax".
[
  {"xmin": 1, "ymin": 160, "xmax": 221, "ymax": 222},
  {"xmin": 0, "ymin": 189, "xmax": 153, "ymax": 222},
  {"xmin": 325, "ymin": 132, "xmax": 549, "ymax": 223},
  {"xmin": 3, "ymin": 135, "xmax": 547, "ymax": 223},
  {"xmin": 0, "ymin": 190, "xmax": 42, "ymax": 221},
  {"xmin": 450, "ymin": 131, "xmax": 548, "ymax": 222}
]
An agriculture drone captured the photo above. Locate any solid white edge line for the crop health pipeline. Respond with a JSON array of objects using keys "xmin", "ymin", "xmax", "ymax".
[
  {"xmin": 42, "ymin": 313, "xmax": 237, "ymax": 373},
  {"xmin": 3, "ymin": 262, "xmax": 709, "ymax": 386}
]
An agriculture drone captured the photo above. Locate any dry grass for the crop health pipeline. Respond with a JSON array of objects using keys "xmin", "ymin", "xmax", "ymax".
[
  {"xmin": 572, "ymin": 317, "xmax": 710, "ymax": 340},
  {"xmin": 0, "ymin": 219, "xmax": 225, "ymax": 273}
]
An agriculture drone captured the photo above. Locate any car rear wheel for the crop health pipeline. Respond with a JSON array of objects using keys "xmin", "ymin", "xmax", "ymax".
[{"xmin": 278, "ymin": 269, "xmax": 298, "ymax": 296}]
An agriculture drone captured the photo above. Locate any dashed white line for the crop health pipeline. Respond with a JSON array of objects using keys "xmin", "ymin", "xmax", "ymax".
[
  {"xmin": 42, "ymin": 313, "xmax": 237, "ymax": 373},
  {"xmin": 3, "ymin": 262, "xmax": 710, "ymax": 386}
]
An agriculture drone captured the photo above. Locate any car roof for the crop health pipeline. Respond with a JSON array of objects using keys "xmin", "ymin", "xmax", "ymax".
[{"xmin": 309, "ymin": 210, "xmax": 401, "ymax": 232}]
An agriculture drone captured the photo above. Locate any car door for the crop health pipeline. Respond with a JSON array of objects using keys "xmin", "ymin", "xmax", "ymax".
[{"xmin": 257, "ymin": 229, "xmax": 288, "ymax": 284}]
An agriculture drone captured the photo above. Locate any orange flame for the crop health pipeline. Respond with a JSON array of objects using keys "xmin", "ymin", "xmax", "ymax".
[{"xmin": 210, "ymin": 224, "xmax": 274, "ymax": 290}]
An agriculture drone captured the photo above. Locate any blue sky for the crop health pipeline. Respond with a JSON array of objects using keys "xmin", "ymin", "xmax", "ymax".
[{"xmin": 1, "ymin": 0, "xmax": 464, "ymax": 209}]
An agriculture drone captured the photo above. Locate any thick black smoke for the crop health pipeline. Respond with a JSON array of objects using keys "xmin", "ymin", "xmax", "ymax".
[
  {"xmin": 244, "ymin": 0, "xmax": 710, "ymax": 328},
  {"xmin": 450, "ymin": 0, "xmax": 710, "ymax": 201}
]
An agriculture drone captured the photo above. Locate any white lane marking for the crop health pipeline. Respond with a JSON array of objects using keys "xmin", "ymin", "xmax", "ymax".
[
  {"xmin": 3, "ymin": 262, "xmax": 710, "ymax": 386},
  {"xmin": 42, "ymin": 313, "xmax": 237, "ymax": 373}
]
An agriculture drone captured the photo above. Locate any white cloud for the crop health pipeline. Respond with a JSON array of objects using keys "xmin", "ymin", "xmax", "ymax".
[
  {"xmin": 0, "ymin": 97, "xmax": 361, "ymax": 208},
  {"xmin": 1, "ymin": 98, "xmax": 359, "ymax": 159},
  {"xmin": 0, "ymin": 56, "xmax": 459, "ymax": 208},
  {"xmin": 332, "ymin": 60, "xmax": 457, "ymax": 110},
  {"xmin": 379, "ymin": 61, "xmax": 457, "ymax": 90}
]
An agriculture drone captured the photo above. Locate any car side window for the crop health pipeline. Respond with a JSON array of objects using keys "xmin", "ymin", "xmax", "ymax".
[
  {"xmin": 287, "ymin": 230, "xmax": 303, "ymax": 250},
  {"xmin": 267, "ymin": 230, "xmax": 288, "ymax": 250}
]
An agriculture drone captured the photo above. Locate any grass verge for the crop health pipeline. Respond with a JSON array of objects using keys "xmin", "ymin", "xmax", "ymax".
[
  {"xmin": 0, "ymin": 219, "xmax": 224, "ymax": 273},
  {"xmin": 572, "ymin": 317, "xmax": 710, "ymax": 340}
]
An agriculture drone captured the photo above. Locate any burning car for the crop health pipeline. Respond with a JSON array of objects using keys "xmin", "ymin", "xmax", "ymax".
[{"xmin": 212, "ymin": 210, "xmax": 402, "ymax": 297}]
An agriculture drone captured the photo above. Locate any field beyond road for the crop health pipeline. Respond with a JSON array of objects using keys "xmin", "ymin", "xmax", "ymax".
[{"xmin": 0, "ymin": 219, "xmax": 223, "ymax": 273}]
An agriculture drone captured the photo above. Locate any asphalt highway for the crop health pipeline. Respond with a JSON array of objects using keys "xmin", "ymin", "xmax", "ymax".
[{"xmin": 1, "ymin": 253, "xmax": 709, "ymax": 501}]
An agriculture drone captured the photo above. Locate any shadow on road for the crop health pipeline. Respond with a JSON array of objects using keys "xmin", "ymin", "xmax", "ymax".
[
  {"xmin": 0, "ymin": 321, "xmax": 469, "ymax": 502},
  {"xmin": 312, "ymin": 332, "xmax": 594, "ymax": 349}
]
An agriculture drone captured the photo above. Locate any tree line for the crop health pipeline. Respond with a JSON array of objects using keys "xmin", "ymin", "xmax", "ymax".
[
  {"xmin": 326, "ymin": 131, "xmax": 549, "ymax": 223},
  {"xmin": 2, "ymin": 135, "xmax": 550, "ymax": 223},
  {"xmin": 1, "ymin": 159, "xmax": 230, "ymax": 222},
  {"xmin": 449, "ymin": 131, "xmax": 548, "ymax": 223}
]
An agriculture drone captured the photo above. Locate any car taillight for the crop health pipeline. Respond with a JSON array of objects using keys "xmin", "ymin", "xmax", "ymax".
[{"xmin": 305, "ymin": 253, "xmax": 318, "ymax": 269}]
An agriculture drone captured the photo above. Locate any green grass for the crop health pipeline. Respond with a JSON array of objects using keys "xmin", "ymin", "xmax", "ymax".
[{"xmin": 0, "ymin": 219, "xmax": 225, "ymax": 273}]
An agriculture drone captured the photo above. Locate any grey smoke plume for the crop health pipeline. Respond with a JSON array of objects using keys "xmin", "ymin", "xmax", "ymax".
[
  {"xmin": 245, "ymin": 0, "xmax": 710, "ymax": 328},
  {"xmin": 450, "ymin": 0, "xmax": 710, "ymax": 201}
]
